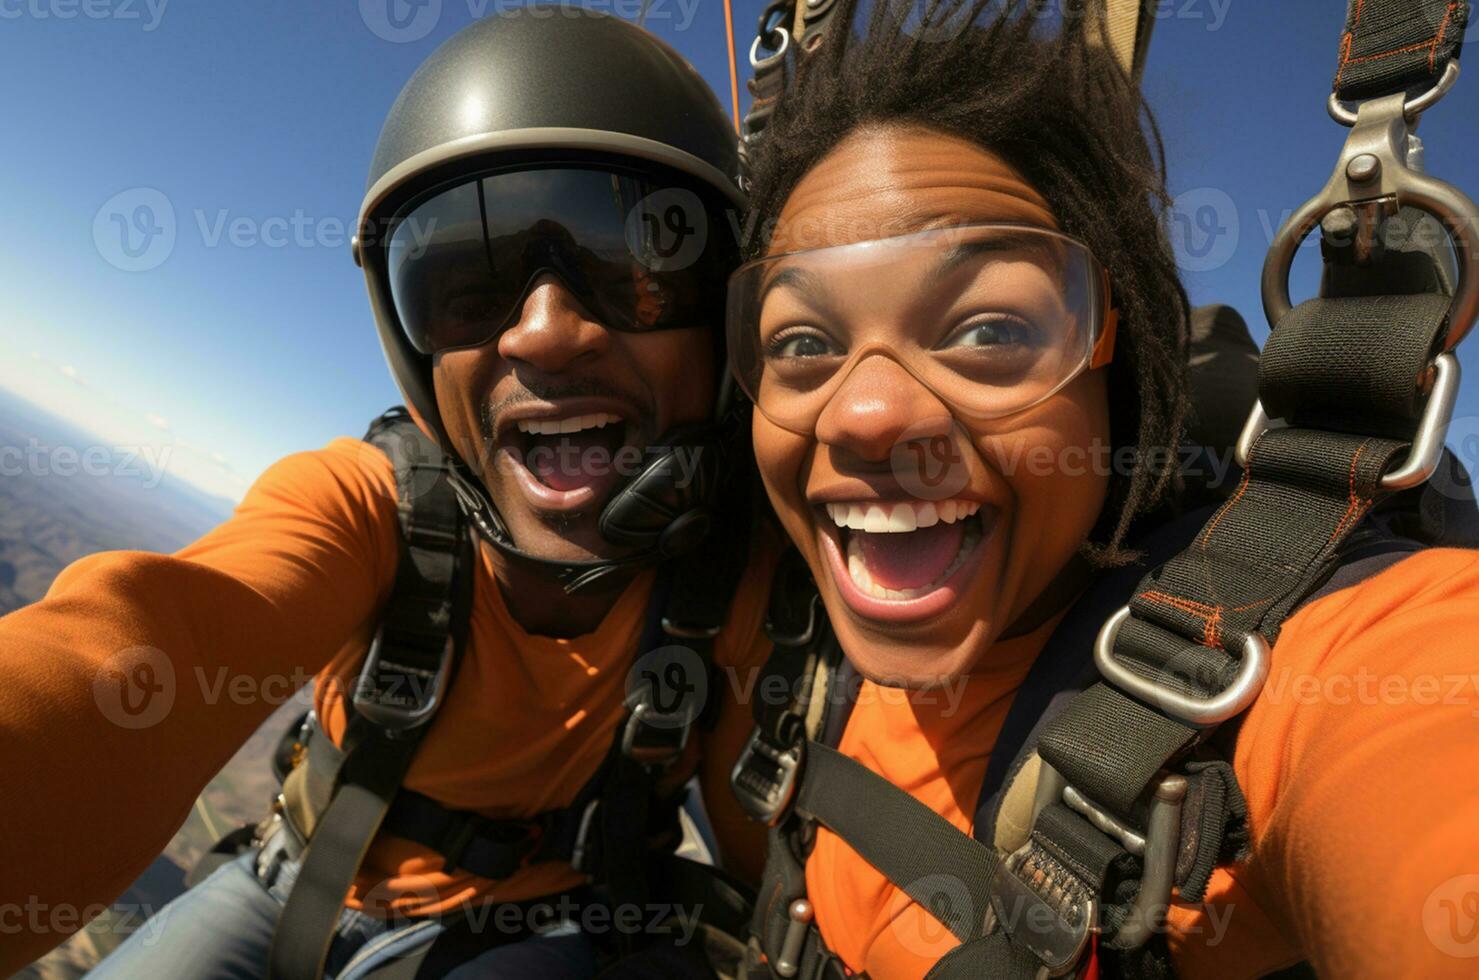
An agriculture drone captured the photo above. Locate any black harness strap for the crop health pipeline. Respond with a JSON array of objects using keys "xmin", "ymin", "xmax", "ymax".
[
  {"xmin": 1334, "ymin": 0, "xmax": 1469, "ymax": 103},
  {"xmin": 974, "ymin": 506, "xmax": 1218, "ymax": 845},
  {"xmin": 268, "ymin": 411, "xmax": 473, "ymax": 980},
  {"xmin": 794, "ymin": 744, "xmax": 1000, "ymax": 944}
]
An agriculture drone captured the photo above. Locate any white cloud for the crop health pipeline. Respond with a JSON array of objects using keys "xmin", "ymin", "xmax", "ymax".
[{"xmin": 0, "ymin": 336, "xmax": 249, "ymax": 503}]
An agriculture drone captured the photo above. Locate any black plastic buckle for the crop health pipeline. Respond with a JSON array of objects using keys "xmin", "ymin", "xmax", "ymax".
[
  {"xmin": 441, "ymin": 813, "xmax": 537, "ymax": 877},
  {"xmin": 351, "ymin": 626, "xmax": 453, "ymax": 734},
  {"xmin": 730, "ymin": 728, "xmax": 804, "ymax": 825},
  {"xmin": 620, "ymin": 701, "xmax": 692, "ymax": 770}
]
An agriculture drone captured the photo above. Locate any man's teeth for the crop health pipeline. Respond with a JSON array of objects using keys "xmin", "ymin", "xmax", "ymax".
[
  {"xmin": 824, "ymin": 499, "xmax": 981, "ymax": 532},
  {"xmin": 515, "ymin": 412, "xmax": 622, "ymax": 436},
  {"xmin": 844, "ymin": 517, "xmax": 983, "ymax": 600}
]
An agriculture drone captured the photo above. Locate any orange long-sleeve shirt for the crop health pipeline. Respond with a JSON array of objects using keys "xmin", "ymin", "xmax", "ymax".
[
  {"xmin": 0, "ymin": 437, "xmax": 774, "ymax": 970},
  {"xmin": 808, "ymin": 548, "xmax": 1479, "ymax": 979}
]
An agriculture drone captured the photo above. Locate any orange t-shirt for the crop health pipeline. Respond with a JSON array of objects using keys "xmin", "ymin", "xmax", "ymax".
[
  {"xmin": 807, "ymin": 548, "xmax": 1479, "ymax": 979},
  {"xmin": 0, "ymin": 437, "xmax": 774, "ymax": 969}
]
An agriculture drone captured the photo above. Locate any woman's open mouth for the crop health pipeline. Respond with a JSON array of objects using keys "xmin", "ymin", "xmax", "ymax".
[
  {"xmin": 817, "ymin": 498, "xmax": 997, "ymax": 623},
  {"xmin": 496, "ymin": 405, "xmax": 636, "ymax": 512}
]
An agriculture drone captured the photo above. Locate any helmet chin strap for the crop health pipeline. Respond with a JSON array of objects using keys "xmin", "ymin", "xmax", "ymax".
[{"xmin": 446, "ymin": 423, "xmax": 722, "ymax": 595}]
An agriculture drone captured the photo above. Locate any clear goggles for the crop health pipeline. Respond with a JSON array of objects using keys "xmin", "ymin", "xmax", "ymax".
[
  {"xmin": 384, "ymin": 165, "xmax": 736, "ymax": 355},
  {"xmin": 726, "ymin": 224, "xmax": 1117, "ymax": 433}
]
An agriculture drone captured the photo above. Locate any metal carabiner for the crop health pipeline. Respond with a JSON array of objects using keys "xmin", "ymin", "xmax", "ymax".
[{"xmin": 1262, "ymin": 62, "xmax": 1479, "ymax": 351}]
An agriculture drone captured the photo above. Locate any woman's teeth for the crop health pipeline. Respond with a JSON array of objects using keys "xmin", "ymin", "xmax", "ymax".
[
  {"xmin": 844, "ymin": 515, "xmax": 982, "ymax": 600},
  {"xmin": 824, "ymin": 499, "xmax": 981, "ymax": 533}
]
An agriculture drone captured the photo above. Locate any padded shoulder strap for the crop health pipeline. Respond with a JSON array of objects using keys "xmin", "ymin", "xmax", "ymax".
[
  {"xmin": 973, "ymin": 505, "xmax": 1218, "ymax": 848},
  {"xmin": 269, "ymin": 408, "xmax": 474, "ymax": 980}
]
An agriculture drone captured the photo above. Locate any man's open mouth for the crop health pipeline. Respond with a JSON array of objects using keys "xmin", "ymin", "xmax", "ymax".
[
  {"xmin": 817, "ymin": 498, "xmax": 997, "ymax": 622},
  {"xmin": 496, "ymin": 404, "xmax": 638, "ymax": 511}
]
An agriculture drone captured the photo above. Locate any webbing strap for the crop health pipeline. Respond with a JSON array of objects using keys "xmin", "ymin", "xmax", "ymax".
[
  {"xmin": 1334, "ymin": 0, "xmax": 1470, "ymax": 102},
  {"xmin": 268, "ymin": 733, "xmax": 420, "ymax": 979},
  {"xmin": 268, "ymin": 410, "xmax": 472, "ymax": 980},
  {"xmin": 1027, "ymin": 288, "xmax": 1452, "ymax": 965},
  {"xmin": 794, "ymin": 743, "xmax": 999, "ymax": 943}
]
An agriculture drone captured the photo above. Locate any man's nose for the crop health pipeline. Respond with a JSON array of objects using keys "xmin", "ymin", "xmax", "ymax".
[
  {"xmin": 495, "ymin": 274, "xmax": 610, "ymax": 374},
  {"xmin": 814, "ymin": 355, "xmax": 955, "ymax": 464}
]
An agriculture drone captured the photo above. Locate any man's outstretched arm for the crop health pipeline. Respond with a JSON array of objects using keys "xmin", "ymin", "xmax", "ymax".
[{"xmin": 0, "ymin": 438, "xmax": 399, "ymax": 970}]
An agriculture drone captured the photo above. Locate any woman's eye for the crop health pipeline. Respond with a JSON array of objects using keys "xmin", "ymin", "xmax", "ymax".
[
  {"xmin": 767, "ymin": 330, "xmax": 839, "ymax": 359},
  {"xmin": 939, "ymin": 317, "xmax": 1032, "ymax": 350}
]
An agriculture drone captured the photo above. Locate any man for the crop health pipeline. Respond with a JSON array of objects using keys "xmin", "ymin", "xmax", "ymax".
[{"xmin": 0, "ymin": 10, "xmax": 772, "ymax": 977}]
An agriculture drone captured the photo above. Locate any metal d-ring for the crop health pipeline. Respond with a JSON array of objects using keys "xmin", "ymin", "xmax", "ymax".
[
  {"xmin": 1094, "ymin": 606, "xmax": 1271, "ymax": 728},
  {"xmin": 1235, "ymin": 353, "xmax": 1461, "ymax": 491},
  {"xmin": 750, "ymin": 26, "xmax": 791, "ymax": 69},
  {"xmin": 1328, "ymin": 60, "xmax": 1460, "ymax": 126},
  {"xmin": 1264, "ymin": 79, "xmax": 1479, "ymax": 351}
]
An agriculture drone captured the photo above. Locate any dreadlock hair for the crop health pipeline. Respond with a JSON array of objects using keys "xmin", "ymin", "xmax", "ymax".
[{"xmin": 742, "ymin": 0, "xmax": 1191, "ymax": 563}]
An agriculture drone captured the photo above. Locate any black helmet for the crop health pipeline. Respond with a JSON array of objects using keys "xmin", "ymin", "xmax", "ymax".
[
  {"xmin": 353, "ymin": 8, "xmax": 745, "ymax": 592},
  {"xmin": 355, "ymin": 7, "xmax": 743, "ymax": 450}
]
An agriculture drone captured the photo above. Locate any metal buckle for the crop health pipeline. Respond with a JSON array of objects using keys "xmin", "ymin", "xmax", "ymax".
[
  {"xmin": 750, "ymin": 26, "xmax": 790, "ymax": 69},
  {"xmin": 989, "ymin": 845, "xmax": 1096, "ymax": 977},
  {"xmin": 620, "ymin": 701, "xmax": 692, "ymax": 769},
  {"xmin": 1328, "ymin": 60, "xmax": 1461, "ymax": 126},
  {"xmin": 660, "ymin": 616, "xmax": 723, "ymax": 641},
  {"xmin": 1264, "ymin": 68, "xmax": 1479, "ymax": 350},
  {"xmin": 730, "ymin": 728, "xmax": 804, "ymax": 825},
  {"xmin": 764, "ymin": 591, "xmax": 821, "ymax": 647},
  {"xmin": 1236, "ymin": 352, "xmax": 1461, "ymax": 491},
  {"xmin": 1093, "ymin": 605, "xmax": 1269, "ymax": 728},
  {"xmin": 351, "ymin": 627, "xmax": 453, "ymax": 734},
  {"xmin": 1024, "ymin": 764, "xmax": 1189, "ymax": 956},
  {"xmin": 569, "ymin": 799, "xmax": 601, "ymax": 875}
]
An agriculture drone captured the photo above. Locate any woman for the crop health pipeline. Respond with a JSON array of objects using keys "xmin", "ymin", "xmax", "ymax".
[{"xmin": 727, "ymin": 0, "xmax": 1479, "ymax": 977}]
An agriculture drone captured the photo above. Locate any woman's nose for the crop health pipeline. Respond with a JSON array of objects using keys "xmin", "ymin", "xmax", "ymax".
[
  {"xmin": 814, "ymin": 354, "xmax": 955, "ymax": 464},
  {"xmin": 495, "ymin": 274, "xmax": 610, "ymax": 374}
]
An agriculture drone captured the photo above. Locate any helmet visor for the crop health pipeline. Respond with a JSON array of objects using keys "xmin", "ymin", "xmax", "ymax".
[
  {"xmin": 726, "ymin": 224, "xmax": 1112, "ymax": 433},
  {"xmin": 385, "ymin": 166, "xmax": 735, "ymax": 355}
]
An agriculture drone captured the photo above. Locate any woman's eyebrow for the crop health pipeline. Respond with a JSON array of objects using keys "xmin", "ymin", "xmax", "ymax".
[
  {"xmin": 925, "ymin": 233, "xmax": 1056, "ymax": 285},
  {"xmin": 759, "ymin": 264, "xmax": 831, "ymax": 304}
]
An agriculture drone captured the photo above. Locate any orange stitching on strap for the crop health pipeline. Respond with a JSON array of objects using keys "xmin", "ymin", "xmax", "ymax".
[
  {"xmin": 1139, "ymin": 591, "xmax": 1229, "ymax": 651},
  {"xmin": 1140, "ymin": 590, "xmax": 1219, "ymax": 617},
  {"xmin": 1337, "ymin": 1, "xmax": 1458, "ymax": 82},
  {"xmin": 1325, "ymin": 439, "xmax": 1375, "ymax": 549},
  {"xmin": 1432, "ymin": 2, "xmax": 1456, "ymax": 70},
  {"xmin": 1200, "ymin": 445, "xmax": 1252, "ymax": 550},
  {"xmin": 1343, "ymin": 39, "xmax": 1443, "ymax": 66}
]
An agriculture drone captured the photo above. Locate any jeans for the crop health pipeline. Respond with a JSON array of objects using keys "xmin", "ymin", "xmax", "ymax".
[{"xmin": 91, "ymin": 840, "xmax": 598, "ymax": 980}]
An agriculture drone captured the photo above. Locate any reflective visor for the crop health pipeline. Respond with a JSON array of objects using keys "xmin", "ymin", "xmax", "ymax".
[
  {"xmin": 726, "ymin": 224, "xmax": 1114, "ymax": 432},
  {"xmin": 385, "ymin": 166, "xmax": 735, "ymax": 355}
]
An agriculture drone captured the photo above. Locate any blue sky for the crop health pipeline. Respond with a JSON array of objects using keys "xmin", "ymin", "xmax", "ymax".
[{"xmin": 2, "ymin": 1, "xmax": 1476, "ymax": 501}]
